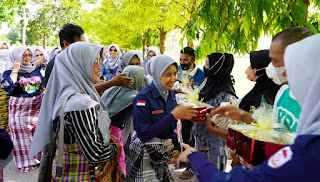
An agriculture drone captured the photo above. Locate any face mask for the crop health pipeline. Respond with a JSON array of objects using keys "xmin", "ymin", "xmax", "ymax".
[
  {"xmin": 245, "ymin": 66, "xmax": 265, "ymax": 82},
  {"xmin": 180, "ymin": 62, "xmax": 192, "ymax": 70},
  {"xmin": 266, "ymin": 62, "xmax": 287, "ymax": 85},
  {"xmin": 0, "ymin": 49, "xmax": 10, "ymax": 57},
  {"xmin": 203, "ymin": 67, "xmax": 209, "ymax": 77}
]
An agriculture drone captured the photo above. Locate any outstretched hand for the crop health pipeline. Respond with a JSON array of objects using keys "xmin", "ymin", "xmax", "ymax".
[
  {"xmin": 176, "ymin": 143, "xmax": 197, "ymax": 166},
  {"xmin": 210, "ymin": 106, "xmax": 253, "ymax": 124},
  {"xmin": 112, "ymin": 73, "xmax": 134, "ymax": 86},
  {"xmin": 171, "ymin": 105, "xmax": 198, "ymax": 120}
]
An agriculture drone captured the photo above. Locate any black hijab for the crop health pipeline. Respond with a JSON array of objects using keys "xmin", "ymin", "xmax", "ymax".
[
  {"xmin": 239, "ymin": 50, "xmax": 281, "ymax": 111},
  {"xmin": 202, "ymin": 53, "xmax": 237, "ymax": 101}
]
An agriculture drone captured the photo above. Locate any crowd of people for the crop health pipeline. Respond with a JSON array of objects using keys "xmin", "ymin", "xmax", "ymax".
[{"xmin": 0, "ymin": 23, "xmax": 319, "ymax": 182}]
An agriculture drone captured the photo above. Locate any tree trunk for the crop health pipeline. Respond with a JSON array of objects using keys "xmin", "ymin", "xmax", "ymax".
[
  {"xmin": 187, "ymin": 5, "xmax": 195, "ymax": 48},
  {"xmin": 22, "ymin": 7, "xmax": 27, "ymax": 46},
  {"xmin": 43, "ymin": 34, "xmax": 47, "ymax": 50},
  {"xmin": 187, "ymin": 39, "xmax": 194, "ymax": 48},
  {"xmin": 159, "ymin": 27, "xmax": 167, "ymax": 54},
  {"xmin": 142, "ymin": 38, "xmax": 146, "ymax": 60}
]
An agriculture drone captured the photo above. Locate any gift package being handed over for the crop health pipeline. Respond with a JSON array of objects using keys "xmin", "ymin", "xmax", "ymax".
[{"xmin": 175, "ymin": 75, "xmax": 213, "ymax": 120}]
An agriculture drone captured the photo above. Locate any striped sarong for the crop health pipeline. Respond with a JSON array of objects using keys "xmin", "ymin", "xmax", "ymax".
[
  {"xmin": 8, "ymin": 94, "xmax": 42, "ymax": 172},
  {"xmin": 52, "ymin": 142, "xmax": 125, "ymax": 182},
  {"xmin": 125, "ymin": 137, "xmax": 174, "ymax": 182}
]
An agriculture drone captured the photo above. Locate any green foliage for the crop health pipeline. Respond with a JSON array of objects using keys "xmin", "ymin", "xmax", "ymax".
[
  {"xmin": 79, "ymin": 0, "xmax": 189, "ymax": 51},
  {"xmin": 26, "ymin": 0, "xmax": 82, "ymax": 47},
  {"xmin": 0, "ymin": 0, "xmax": 26, "ymax": 26},
  {"xmin": 0, "ymin": 34, "xmax": 11, "ymax": 44},
  {"xmin": 183, "ymin": 0, "xmax": 320, "ymax": 59},
  {"xmin": 6, "ymin": 23, "xmax": 23, "ymax": 45}
]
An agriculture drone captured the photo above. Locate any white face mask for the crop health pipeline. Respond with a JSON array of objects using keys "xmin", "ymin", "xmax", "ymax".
[
  {"xmin": 0, "ymin": 49, "xmax": 10, "ymax": 57},
  {"xmin": 266, "ymin": 62, "xmax": 287, "ymax": 85}
]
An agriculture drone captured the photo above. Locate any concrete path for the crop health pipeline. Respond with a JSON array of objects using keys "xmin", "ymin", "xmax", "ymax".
[
  {"xmin": 3, "ymin": 154, "xmax": 194, "ymax": 182},
  {"xmin": 3, "ymin": 153, "xmax": 231, "ymax": 182}
]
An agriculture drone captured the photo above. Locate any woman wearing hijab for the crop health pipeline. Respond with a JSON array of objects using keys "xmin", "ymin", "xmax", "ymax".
[
  {"xmin": 1, "ymin": 46, "xmax": 44, "ymax": 172},
  {"xmin": 141, "ymin": 46, "xmax": 160, "ymax": 74},
  {"xmin": 240, "ymin": 50, "xmax": 281, "ymax": 111},
  {"xmin": 32, "ymin": 46, "xmax": 50, "ymax": 77},
  {"xmin": 116, "ymin": 50, "xmax": 143, "ymax": 74},
  {"xmin": 177, "ymin": 32, "xmax": 320, "ymax": 182},
  {"xmin": 0, "ymin": 41, "xmax": 9, "ymax": 49},
  {"xmin": 29, "ymin": 42, "xmax": 124, "ymax": 181},
  {"xmin": 49, "ymin": 46, "xmax": 61, "ymax": 62},
  {"xmin": 101, "ymin": 44, "xmax": 121, "ymax": 80},
  {"xmin": 101, "ymin": 65, "xmax": 145, "ymax": 177},
  {"xmin": 125, "ymin": 55, "xmax": 198, "ymax": 181},
  {"xmin": 0, "ymin": 41, "xmax": 10, "ymax": 78},
  {"xmin": 0, "ymin": 41, "xmax": 10, "ymax": 131},
  {"xmin": 192, "ymin": 53, "xmax": 237, "ymax": 172}
]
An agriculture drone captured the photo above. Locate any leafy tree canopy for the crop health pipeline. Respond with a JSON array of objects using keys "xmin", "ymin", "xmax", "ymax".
[
  {"xmin": 182, "ymin": 0, "xmax": 320, "ymax": 59},
  {"xmin": 0, "ymin": 0, "xmax": 26, "ymax": 26}
]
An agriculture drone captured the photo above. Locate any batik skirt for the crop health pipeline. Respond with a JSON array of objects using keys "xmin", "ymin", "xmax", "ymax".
[
  {"xmin": 125, "ymin": 137, "xmax": 174, "ymax": 182},
  {"xmin": 8, "ymin": 94, "xmax": 42, "ymax": 172},
  {"xmin": 51, "ymin": 142, "xmax": 125, "ymax": 182}
]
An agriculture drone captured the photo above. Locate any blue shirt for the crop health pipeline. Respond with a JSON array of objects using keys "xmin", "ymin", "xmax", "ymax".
[
  {"xmin": 132, "ymin": 82, "xmax": 177, "ymax": 143},
  {"xmin": 1, "ymin": 68, "xmax": 44, "ymax": 97},
  {"xmin": 178, "ymin": 65, "xmax": 204, "ymax": 86},
  {"xmin": 188, "ymin": 135, "xmax": 320, "ymax": 182},
  {"xmin": 100, "ymin": 64, "xmax": 117, "ymax": 81}
]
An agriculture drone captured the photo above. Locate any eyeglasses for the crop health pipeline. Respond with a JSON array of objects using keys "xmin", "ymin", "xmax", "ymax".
[
  {"xmin": 148, "ymin": 54, "xmax": 155, "ymax": 58},
  {"xmin": 22, "ymin": 54, "xmax": 33, "ymax": 58},
  {"xmin": 94, "ymin": 58, "xmax": 103, "ymax": 64},
  {"xmin": 109, "ymin": 49, "xmax": 117, "ymax": 52},
  {"xmin": 35, "ymin": 54, "xmax": 44, "ymax": 57}
]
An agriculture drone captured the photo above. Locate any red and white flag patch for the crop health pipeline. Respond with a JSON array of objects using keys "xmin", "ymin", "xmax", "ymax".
[
  {"xmin": 137, "ymin": 100, "xmax": 146, "ymax": 106},
  {"xmin": 268, "ymin": 146, "xmax": 293, "ymax": 168}
]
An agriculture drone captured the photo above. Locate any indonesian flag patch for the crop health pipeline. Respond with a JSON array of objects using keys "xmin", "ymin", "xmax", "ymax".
[
  {"xmin": 137, "ymin": 100, "xmax": 146, "ymax": 106},
  {"xmin": 268, "ymin": 146, "xmax": 293, "ymax": 168}
]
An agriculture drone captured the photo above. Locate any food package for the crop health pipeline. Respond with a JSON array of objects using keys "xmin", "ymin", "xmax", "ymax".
[
  {"xmin": 227, "ymin": 99, "xmax": 296, "ymax": 165},
  {"xmin": 210, "ymin": 99, "xmax": 240, "ymax": 129},
  {"xmin": 175, "ymin": 77, "xmax": 213, "ymax": 120}
]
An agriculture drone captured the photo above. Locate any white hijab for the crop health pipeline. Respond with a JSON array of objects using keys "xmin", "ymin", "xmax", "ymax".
[
  {"xmin": 30, "ymin": 42, "xmax": 111, "ymax": 157},
  {"xmin": 32, "ymin": 46, "xmax": 49, "ymax": 66},
  {"xmin": 5, "ymin": 46, "xmax": 36, "ymax": 73},
  {"xmin": 49, "ymin": 46, "xmax": 61, "ymax": 61},
  {"xmin": 141, "ymin": 46, "xmax": 160, "ymax": 74},
  {"xmin": 284, "ymin": 33, "xmax": 320, "ymax": 136},
  {"xmin": 104, "ymin": 43, "xmax": 121, "ymax": 70},
  {"xmin": 0, "ymin": 41, "xmax": 10, "ymax": 78}
]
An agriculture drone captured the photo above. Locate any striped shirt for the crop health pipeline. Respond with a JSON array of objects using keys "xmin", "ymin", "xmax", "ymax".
[{"xmin": 54, "ymin": 107, "xmax": 117, "ymax": 164}]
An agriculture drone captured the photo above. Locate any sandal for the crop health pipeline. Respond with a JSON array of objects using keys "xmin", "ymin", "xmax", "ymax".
[{"xmin": 179, "ymin": 167, "xmax": 194, "ymax": 179}]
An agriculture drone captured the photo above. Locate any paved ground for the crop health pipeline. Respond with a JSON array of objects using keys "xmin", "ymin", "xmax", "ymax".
[
  {"xmin": 3, "ymin": 157, "xmax": 193, "ymax": 182},
  {"xmin": 3, "ymin": 152, "xmax": 231, "ymax": 182}
]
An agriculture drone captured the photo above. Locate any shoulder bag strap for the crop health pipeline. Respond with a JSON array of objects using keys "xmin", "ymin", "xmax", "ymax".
[{"xmin": 55, "ymin": 91, "xmax": 81, "ymax": 178}]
